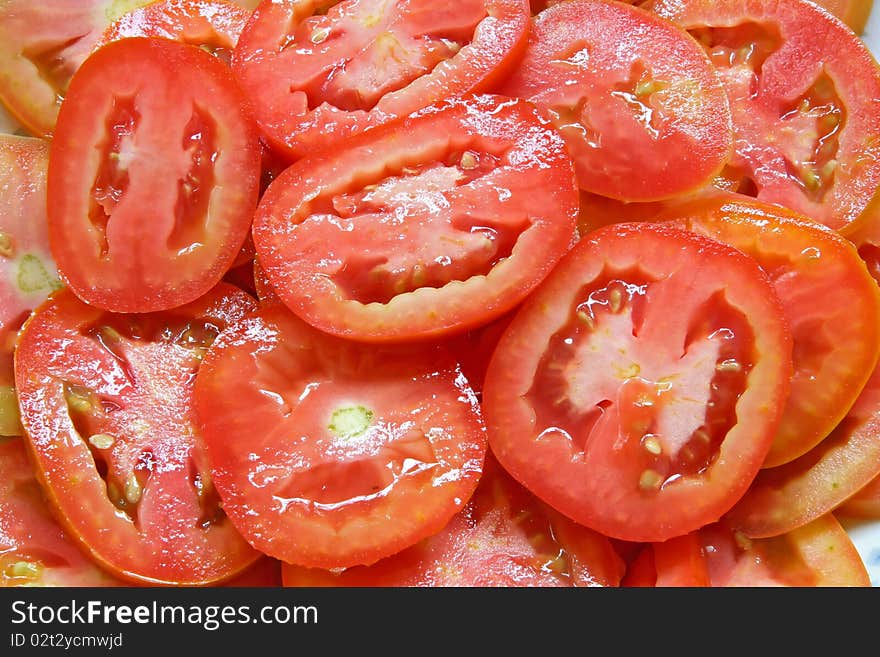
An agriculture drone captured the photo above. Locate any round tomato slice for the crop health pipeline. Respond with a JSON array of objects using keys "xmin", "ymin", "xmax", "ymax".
[
  {"xmin": 0, "ymin": 135, "xmax": 62, "ymax": 436},
  {"xmin": 48, "ymin": 36, "xmax": 260, "ymax": 313},
  {"xmin": 231, "ymin": 0, "xmax": 530, "ymax": 160},
  {"xmin": 725, "ymin": 360, "xmax": 880, "ymax": 538},
  {"xmin": 652, "ymin": 0, "xmax": 880, "ymax": 232},
  {"xmin": 99, "ymin": 0, "xmax": 251, "ymax": 64},
  {"xmin": 499, "ymin": 0, "xmax": 732, "ymax": 201},
  {"xmin": 661, "ymin": 194, "xmax": 880, "ymax": 467},
  {"xmin": 0, "ymin": 0, "xmax": 152, "ymax": 138},
  {"xmin": 14, "ymin": 283, "xmax": 260, "ymax": 585},
  {"xmin": 700, "ymin": 516, "xmax": 870, "ymax": 586},
  {"xmin": 484, "ymin": 222, "xmax": 793, "ymax": 543},
  {"xmin": 253, "ymin": 94, "xmax": 578, "ymax": 342},
  {"xmin": 193, "ymin": 304, "xmax": 487, "ymax": 569},
  {"xmin": 0, "ymin": 437, "xmax": 125, "ymax": 587},
  {"xmin": 282, "ymin": 457, "xmax": 624, "ymax": 587}
]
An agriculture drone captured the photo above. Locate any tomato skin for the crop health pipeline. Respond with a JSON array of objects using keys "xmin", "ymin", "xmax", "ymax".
[
  {"xmin": 500, "ymin": 0, "xmax": 732, "ymax": 202},
  {"xmin": 253, "ymin": 94, "xmax": 579, "ymax": 342},
  {"xmin": 660, "ymin": 194, "xmax": 880, "ymax": 467},
  {"xmin": 282, "ymin": 458, "xmax": 625, "ymax": 587},
  {"xmin": 232, "ymin": 0, "xmax": 531, "ymax": 160},
  {"xmin": 14, "ymin": 284, "xmax": 261, "ymax": 585},
  {"xmin": 651, "ymin": 0, "xmax": 880, "ymax": 232},
  {"xmin": 194, "ymin": 304, "xmax": 488, "ymax": 569},
  {"xmin": 48, "ymin": 36, "xmax": 260, "ymax": 313},
  {"xmin": 485, "ymin": 222, "xmax": 793, "ymax": 542}
]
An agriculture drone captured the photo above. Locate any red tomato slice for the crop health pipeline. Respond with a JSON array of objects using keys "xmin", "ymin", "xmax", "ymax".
[
  {"xmin": 701, "ymin": 516, "xmax": 870, "ymax": 586},
  {"xmin": 253, "ymin": 94, "xmax": 578, "ymax": 342},
  {"xmin": 193, "ymin": 304, "xmax": 488, "ymax": 569},
  {"xmin": 0, "ymin": 135, "xmax": 62, "ymax": 436},
  {"xmin": 48, "ymin": 36, "xmax": 260, "ymax": 313},
  {"xmin": 651, "ymin": 0, "xmax": 880, "ymax": 232},
  {"xmin": 14, "ymin": 284, "xmax": 261, "ymax": 585},
  {"xmin": 232, "ymin": 0, "xmax": 530, "ymax": 160},
  {"xmin": 0, "ymin": 0, "xmax": 152, "ymax": 138},
  {"xmin": 660, "ymin": 194, "xmax": 880, "ymax": 467},
  {"xmin": 281, "ymin": 458, "xmax": 625, "ymax": 587},
  {"xmin": 0, "ymin": 437, "xmax": 125, "ymax": 587},
  {"xmin": 499, "ymin": 0, "xmax": 732, "ymax": 202},
  {"xmin": 484, "ymin": 222, "xmax": 793, "ymax": 542},
  {"xmin": 726, "ymin": 361, "xmax": 880, "ymax": 538},
  {"xmin": 99, "ymin": 0, "xmax": 251, "ymax": 64}
]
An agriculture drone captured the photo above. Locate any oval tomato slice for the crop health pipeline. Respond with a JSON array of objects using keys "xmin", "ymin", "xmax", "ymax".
[
  {"xmin": 0, "ymin": 437, "xmax": 125, "ymax": 587},
  {"xmin": 14, "ymin": 283, "xmax": 260, "ymax": 585},
  {"xmin": 48, "ymin": 36, "xmax": 260, "ymax": 313},
  {"xmin": 232, "ymin": 0, "xmax": 530, "ymax": 160},
  {"xmin": 193, "ymin": 304, "xmax": 488, "ymax": 569},
  {"xmin": 253, "ymin": 94, "xmax": 578, "ymax": 342},
  {"xmin": 499, "ymin": 0, "xmax": 732, "ymax": 201},
  {"xmin": 484, "ymin": 222, "xmax": 793, "ymax": 542},
  {"xmin": 652, "ymin": 0, "xmax": 880, "ymax": 232},
  {"xmin": 281, "ymin": 458, "xmax": 624, "ymax": 587},
  {"xmin": 0, "ymin": 135, "xmax": 62, "ymax": 436},
  {"xmin": 661, "ymin": 194, "xmax": 880, "ymax": 467},
  {"xmin": 0, "ymin": 0, "xmax": 152, "ymax": 138},
  {"xmin": 700, "ymin": 516, "xmax": 870, "ymax": 586},
  {"xmin": 99, "ymin": 0, "xmax": 251, "ymax": 64},
  {"xmin": 726, "ymin": 361, "xmax": 880, "ymax": 538}
]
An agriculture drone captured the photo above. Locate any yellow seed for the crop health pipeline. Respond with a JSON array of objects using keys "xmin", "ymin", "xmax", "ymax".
[
  {"xmin": 642, "ymin": 435, "xmax": 662, "ymax": 455},
  {"xmin": 716, "ymin": 359, "xmax": 742, "ymax": 373},
  {"xmin": 821, "ymin": 160, "xmax": 838, "ymax": 179},
  {"xmin": 0, "ymin": 232, "xmax": 14, "ymax": 258},
  {"xmin": 694, "ymin": 429, "xmax": 711, "ymax": 444},
  {"xmin": 5, "ymin": 560, "xmax": 41, "ymax": 580},
  {"xmin": 460, "ymin": 151, "xmax": 478, "ymax": 170},
  {"xmin": 734, "ymin": 531, "xmax": 753, "ymax": 552},
  {"xmin": 576, "ymin": 310, "xmax": 595, "ymax": 330},
  {"xmin": 124, "ymin": 475, "xmax": 142, "ymax": 505},
  {"xmin": 800, "ymin": 168, "xmax": 821, "ymax": 191},
  {"xmin": 88, "ymin": 433, "xmax": 115, "ymax": 450},
  {"xmin": 65, "ymin": 387, "xmax": 93, "ymax": 414},
  {"xmin": 310, "ymin": 27, "xmax": 330, "ymax": 44},
  {"xmin": 639, "ymin": 469, "xmax": 664, "ymax": 490},
  {"xmin": 608, "ymin": 288, "xmax": 624, "ymax": 313}
]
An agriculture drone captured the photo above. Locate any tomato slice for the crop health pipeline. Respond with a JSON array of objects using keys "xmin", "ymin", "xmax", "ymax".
[
  {"xmin": 0, "ymin": 135, "xmax": 62, "ymax": 436},
  {"xmin": 14, "ymin": 283, "xmax": 261, "ymax": 585},
  {"xmin": 484, "ymin": 222, "xmax": 793, "ymax": 542},
  {"xmin": 621, "ymin": 534, "xmax": 710, "ymax": 587},
  {"xmin": 0, "ymin": 437, "xmax": 126, "ymax": 587},
  {"xmin": 499, "ymin": 0, "xmax": 732, "ymax": 201},
  {"xmin": 651, "ymin": 0, "xmax": 880, "ymax": 232},
  {"xmin": 193, "ymin": 304, "xmax": 488, "ymax": 569},
  {"xmin": 701, "ymin": 516, "xmax": 870, "ymax": 586},
  {"xmin": 99, "ymin": 0, "xmax": 251, "ymax": 64},
  {"xmin": 232, "ymin": 0, "xmax": 530, "ymax": 160},
  {"xmin": 661, "ymin": 194, "xmax": 880, "ymax": 467},
  {"xmin": 281, "ymin": 457, "xmax": 624, "ymax": 587},
  {"xmin": 811, "ymin": 0, "xmax": 874, "ymax": 33},
  {"xmin": 0, "ymin": 0, "xmax": 152, "ymax": 138},
  {"xmin": 726, "ymin": 361, "xmax": 880, "ymax": 538},
  {"xmin": 48, "ymin": 36, "xmax": 260, "ymax": 313},
  {"xmin": 837, "ymin": 473, "xmax": 880, "ymax": 520},
  {"xmin": 253, "ymin": 94, "xmax": 578, "ymax": 342}
]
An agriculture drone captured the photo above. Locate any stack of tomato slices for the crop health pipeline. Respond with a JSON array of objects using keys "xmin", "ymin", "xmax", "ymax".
[{"xmin": 1, "ymin": 0, "xmax": 879, "ymax": 588}]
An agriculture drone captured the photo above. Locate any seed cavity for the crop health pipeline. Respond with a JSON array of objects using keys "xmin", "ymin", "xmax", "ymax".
[
  {"xmin": 17, "ymin": 254, "xmax": 62, "ymax": 294},
  {"xmin": 329, "ymin": 405, "xmax": 374, "ymax": 440}
]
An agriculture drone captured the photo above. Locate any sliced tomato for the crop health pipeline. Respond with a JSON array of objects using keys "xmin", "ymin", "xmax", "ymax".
[
  {"xmin": 499, "ymin": 0, "xmax": 732, "ymax": 202},
  {"xmin": 660, "ymin": 194, "xmax": 880, "ymax": 467},
  {"xmin": 232, "ymin": 0, "xmax": 530, "ymax": 160},
  {"xmin": 577, "ymin": 192, "xmax": 667, "ymax": 237},
  {"xmin": 282, "ymin": 458, "xmax": 624, "ymax": 587},
  {"xmin": 620, "ymin": 546, "xmax": 657, "ymax": 587},
  {"xmin": 726, "ymin": 361, "xmax": 880, "ymax": 538},
  {"xmin": 810, "ymin": 0, "xmax": 874, "ymax": 33},
  {"xmin": 701, "ymin": 516, "xmax": 870, "ymax": 586},
  {"xmin": 99, "ymin": 0, "xmax": 251, "ymax": 64},
  {"xmin": 0, "ymin": 437, "xmax": 126, "ymax": 587},
  {"xmin": 193, "ymin": 304, "xmax": 487, "ymax": 569},
  {"xmin": 0, "ymin": 135, "xmax": 62, "ymax": 436},
  {"xmin": 484, "ymin": 222, "xmax": 793, "ymax": 542},
  {"xmin": 252, "ymin": 258, "xmax": 279, "ymax": 306},
  {"xmin": 48, "ymin": 36, "xmax": 260, "ymax": 313},
  {"xmin": 0, "ymin": 0, "xmax": 152, "ymax": 138},
  {"xmin": 652, "ymin": 0, "xmax": 880, "ymax": 232},
  {"xmin": 620, "ymin": 533, "xmax": 710, "ymax": 587},
  {"xmin": 253, "ymin": 94, "xmax": 578, "ymax": 342},
  {"xmin": 14, "ymin": 284, "xmax": 261, "ymax": 585}
]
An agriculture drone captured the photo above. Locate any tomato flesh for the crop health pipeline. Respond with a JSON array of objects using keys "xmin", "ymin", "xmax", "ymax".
[{"xmin": 485, "ymin": 222, "xmax": 793, "ymax": 542}]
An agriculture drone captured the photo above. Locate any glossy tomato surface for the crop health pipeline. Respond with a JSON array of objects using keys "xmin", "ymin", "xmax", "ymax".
[
  {"xmin": 15, "ymin": 284, "xmax": 261, "ymax": 585},
  {"xmin": 253, "ymin": 94, "xmax": 578, "ymax": 342},
  {"xmin": 194, "ymin": 304, "xmax": 487, "ymax": 569},
  {"xmin": 485, "ymin": 222, "xmax": 793, "ymax": 542},
  {"xmin": 48, "ymin": 37, "xmax": 260, "ymax": 313},
  {"xmin": 232, "ymin": 0, "xmax": 530, "ymax": 159},
  {"xmin": 500, "ymin": 0, "xmax": 732, "ymax": 201}
]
